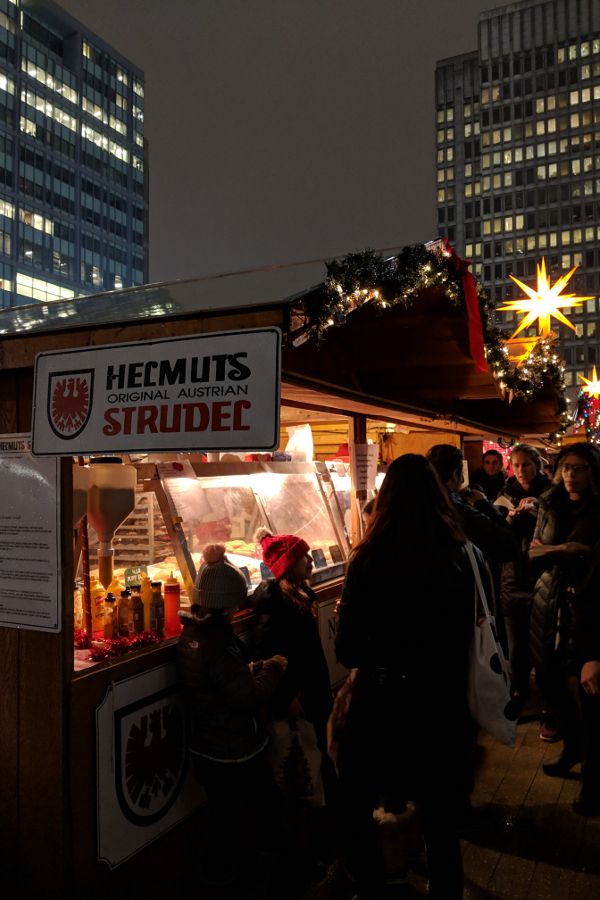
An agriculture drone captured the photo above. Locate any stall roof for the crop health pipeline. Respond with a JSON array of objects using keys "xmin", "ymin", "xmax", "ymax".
[
  {"xmin": 0, "ymin": 250, "xmax": 564, "ymax": 440},
  {"xmin": 0, "ymin": 260, "xmax": 328, "ymax": 337}
]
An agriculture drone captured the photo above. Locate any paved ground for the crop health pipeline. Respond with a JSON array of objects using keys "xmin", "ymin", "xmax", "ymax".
[{"xmin": 304, "ymin": 710, "xmax": 600, "ymax": 900}]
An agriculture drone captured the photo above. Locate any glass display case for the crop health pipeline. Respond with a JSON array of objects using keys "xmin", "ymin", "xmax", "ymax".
[
  {"xmin": 155, "ymin": 460, "xmax": 350, "ymax": 592},
  {"xmin": 74, "ymin": 459, "xmax": 349, "ymax": 669}
]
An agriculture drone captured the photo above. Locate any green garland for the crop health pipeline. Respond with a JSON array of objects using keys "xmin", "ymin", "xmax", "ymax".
[{"xmin": 296, "ymin": 244, "xmax": 568, "ymax": 442}]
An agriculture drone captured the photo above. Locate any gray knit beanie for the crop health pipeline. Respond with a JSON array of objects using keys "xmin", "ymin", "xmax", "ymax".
[{"xmin": 194, "ymin": 543, "xmax": 247, "ymax": 610}]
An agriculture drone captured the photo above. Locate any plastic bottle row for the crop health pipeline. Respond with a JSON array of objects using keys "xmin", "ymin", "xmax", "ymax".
[{"xmin": 75, "ymin": 571, "xmax": 182, "ymax": 639}]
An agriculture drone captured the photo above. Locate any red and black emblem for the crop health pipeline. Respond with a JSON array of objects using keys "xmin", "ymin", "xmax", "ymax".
[{"xmin": 47, "ymin": 369, "xmax": 94, "ymax": 440}]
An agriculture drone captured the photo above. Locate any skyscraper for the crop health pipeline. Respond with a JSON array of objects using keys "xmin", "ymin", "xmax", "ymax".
[
  {"xmin": 0, "ymin": 0, "xmax": 147, "ymax": 308},
  {"xmin": 435, "ymin": 0, "xmax": 600, "ymax": 390}
]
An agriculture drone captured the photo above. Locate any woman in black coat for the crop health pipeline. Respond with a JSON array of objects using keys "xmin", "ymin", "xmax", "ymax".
[
  {"xmin": 528, "ymin": 442, "xmax": 600, "ymax": 770},
  {"xmin": 335, "ymin": 454, "xmax": 484, "ymax": 900}
]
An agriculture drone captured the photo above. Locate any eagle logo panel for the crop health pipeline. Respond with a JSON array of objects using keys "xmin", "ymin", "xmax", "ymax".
[{"xmin": 47, "ymin": 369, "xmax": 94, "ymax": 440}]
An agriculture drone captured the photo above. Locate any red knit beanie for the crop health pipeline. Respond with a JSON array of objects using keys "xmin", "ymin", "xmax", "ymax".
[{"xmin": 255, "ymin": 528, "xmax": 310, "ymax": 580}]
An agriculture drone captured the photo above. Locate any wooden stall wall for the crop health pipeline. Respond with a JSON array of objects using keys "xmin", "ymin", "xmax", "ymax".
[{"xmin": 0, "ymin": 369, "xmax": 71, "ymax": 899}]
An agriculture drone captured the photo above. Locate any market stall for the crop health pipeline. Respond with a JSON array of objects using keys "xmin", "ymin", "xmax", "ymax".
[{"xmin": 0, "ymin": 242, "xmax": 567, "ymax": 898}]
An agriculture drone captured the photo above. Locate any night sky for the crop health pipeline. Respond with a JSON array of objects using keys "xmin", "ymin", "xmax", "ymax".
[{"xmin": 59, "ymin": 0, "xmax": 494, "ymax": 284}]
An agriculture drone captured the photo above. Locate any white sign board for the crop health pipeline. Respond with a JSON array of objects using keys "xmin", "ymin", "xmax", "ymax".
[
  {"xmin": 32, "ymin": 328, "xmax": 281, "ymax": 455},
  {"xmin": 317, "ymin": 597, "xmax": 348, "ymax": 688},
  {"xmin": 0, "ymin": 433, "xmax": 61, "ymax": 631},
  {"xmin": 350, "ymin": 443, "xmax": 379, "ymax": 493},
  {"xmin": 97, "ymin": 662, "xmax": 205, "ymax": 868}
]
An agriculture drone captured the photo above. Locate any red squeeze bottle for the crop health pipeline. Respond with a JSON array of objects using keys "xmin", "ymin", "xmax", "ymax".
[{"xmin": 164, "ymin": 572, "xmax": 181, "ymax": 637}]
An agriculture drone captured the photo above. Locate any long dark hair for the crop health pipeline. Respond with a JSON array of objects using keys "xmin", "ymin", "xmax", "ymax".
[{"xmin": 352, "ymin": 453, "xmax": 466, "ymax": 569}]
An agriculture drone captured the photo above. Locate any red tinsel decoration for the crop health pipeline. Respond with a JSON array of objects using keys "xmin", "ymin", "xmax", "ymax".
[{"xmin": 74, "ymin": 628, "xmax": 162, "ymax": 660}]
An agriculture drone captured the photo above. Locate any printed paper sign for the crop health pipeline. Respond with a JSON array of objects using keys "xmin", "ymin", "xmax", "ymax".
[
  {"xmin": 350, "ymin": 443, "xmax": 379, "ymax": 493},
  {"xmin": 32, "ymin": 328, "xmax": 281, "ymax": 455},
  {"xmin": 0, "ymin": 433, "xmax": 61, "ymax": 631}
]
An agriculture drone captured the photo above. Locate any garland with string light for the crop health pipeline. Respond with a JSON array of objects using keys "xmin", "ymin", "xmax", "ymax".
[
  {"xmin": 573, "ymin": 389, "xmax": 600, "ymax": 442},
  {"xmin": 294, "ymin": 244, "xmax": 568, "ymax": 440}
]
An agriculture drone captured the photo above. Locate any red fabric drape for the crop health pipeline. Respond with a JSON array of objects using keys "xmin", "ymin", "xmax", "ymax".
[{"xmin": 443, "ymin": 239, "xmax": 488, "ymax": 373}]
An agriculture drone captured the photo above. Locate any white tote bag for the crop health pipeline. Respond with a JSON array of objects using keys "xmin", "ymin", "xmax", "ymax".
[{"xmin": 465, "ymin": 542, "xmax": 517, "ymax": 748}]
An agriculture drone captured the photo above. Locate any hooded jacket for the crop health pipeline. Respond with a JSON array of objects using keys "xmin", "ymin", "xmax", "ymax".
[{"xmin": 177, "ymin": 610, "xmax": 284, "ymax": 762}]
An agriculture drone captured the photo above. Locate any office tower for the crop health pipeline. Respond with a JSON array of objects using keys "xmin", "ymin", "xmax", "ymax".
[
  {"xmin": 0, "ymin": 0, "xmax": 147, "ymax": 308},
  {"xmin": 435, "ymin": 0, "xmax": 600, "ymax": 390}
]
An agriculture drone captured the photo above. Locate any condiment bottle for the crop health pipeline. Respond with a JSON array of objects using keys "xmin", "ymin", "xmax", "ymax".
[
  {"xmin": 117, "ymin": 589, "xmax": 132, "ymax": 637},
  {"xmin": 150, "ymin": 581, "xmax": 165, "ymax": 638},
  {"xmin": 107, "ymin": 573, "xmax": 124, "ymax": 598},
  {"xmin": 74, "ymin": 581, "xmax": 83, "ymax": 629},
  {"xmin": 140, "ymin": 575, "xmax": 153, "ymax": 631},
  {"xmin": 103, "ymin": 592, "xmax": 118, "ymax": 638},
  {"xmin": 90, "ymin": 575, "xmax": 105, "ymax": 634},
  {"xmin": 130, "ymin": 585, "xmax": 144, "ymax": 634},
  {"xmin": 164, "ymin": 571, "xmax": 181, "ymax": 637}
]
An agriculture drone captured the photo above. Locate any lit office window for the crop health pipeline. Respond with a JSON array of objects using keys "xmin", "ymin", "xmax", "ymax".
[
  {"xmin": 16, "ymin": 272, "xmax": 75, "ymax": 302},
  {"xmin": 19, "ymin": 208, "xmax": 53, "ymax": 234},
  {"xmin": 82, "ymin": 96, "xmax": 107, "ymax": 124},
  {"xmin": 22, "ymin": 61, "xmax": 77, "ymax": 104},
  {"xmin": 133, "ymin": 81, "xmax": 144, "ymax": 98},
  {"xmin": 19, "ymin": 116, "xmax": 36, "ymax": 137},
  {"xmin": 0, "ymin": 71, "xmax": 14, "ymax": 94},
  {"xmin": 109, "ymin": 115, "xmax": 127, "ymax": 136},
  {"xmin": 0, "ymin": 199, "xmax": 14, "ymax": 218}
]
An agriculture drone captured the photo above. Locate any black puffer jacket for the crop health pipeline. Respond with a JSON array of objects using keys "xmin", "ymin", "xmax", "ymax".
[
  {"xmin": 529, "ymin": 490, "xmax": 600, "ymax": 672},
  {"xmin": 177, "ymin": 611, "xmax": 284, "ymax": 761},
  {"xmin": 497, "ymin": 473, "xmax": 549, "ymax": 616},
  {"xmin": 572, "ymin": 539, "xmax": 600, "ymax": 668},
  {"xmin": 250, "ymin": 580, "xmax": 333, "ymax": 729}
]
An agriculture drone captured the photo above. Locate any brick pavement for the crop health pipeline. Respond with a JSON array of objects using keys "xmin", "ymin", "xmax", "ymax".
[{"xmin": 304, "ymin": 715, "xmax": 600, "ymax": 900}]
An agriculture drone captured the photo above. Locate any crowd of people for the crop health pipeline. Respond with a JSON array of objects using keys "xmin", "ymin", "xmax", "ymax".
[{"xmin": 175, "ymin": 442, "xmax": 600, "ymax": 899}]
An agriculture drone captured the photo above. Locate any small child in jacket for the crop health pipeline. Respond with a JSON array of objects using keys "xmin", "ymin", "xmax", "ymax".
[{"xmin": 177, "ymin": 543, "xmax": 287, "ymax": 888}]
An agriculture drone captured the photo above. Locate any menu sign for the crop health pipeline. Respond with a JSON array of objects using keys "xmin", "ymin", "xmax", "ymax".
[
  {"xmin": 0, "ymin": 434, "xmax": 61, "ymax": 632},
  {"xmin": 32, "ymin": 328, "xmax": 281, "ymax": 455}
]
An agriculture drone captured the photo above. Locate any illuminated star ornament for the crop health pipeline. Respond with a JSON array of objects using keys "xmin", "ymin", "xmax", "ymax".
[
  {"xmin": 579, "ymin": 366, "xmax": 600, "ymax": 398},
  {"xmin": 574, "ymin": 366, "xmax": 600, "ymax": 443},
  {"xmin": 498, "ymin": 259, "xmax": 594, "ymax": 338}
]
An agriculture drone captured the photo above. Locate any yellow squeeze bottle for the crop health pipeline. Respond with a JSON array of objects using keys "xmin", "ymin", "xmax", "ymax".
[
  {"xmin": 90, "ymin": 575, "xmax": 106, "ymax": 634},
  {"xmin": 107, "ymin": 573, "xmax": 124, "ymax": 597}
]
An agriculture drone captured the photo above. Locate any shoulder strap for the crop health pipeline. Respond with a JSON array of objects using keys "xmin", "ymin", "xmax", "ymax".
[{"xmin": 465, "ymin": 541, "xmax": 492, "ymax": 618}]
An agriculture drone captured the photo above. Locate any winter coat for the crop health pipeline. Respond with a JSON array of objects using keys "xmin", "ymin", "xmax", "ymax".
[
  {"xmin": 471, "ymin": 467, "xmax": 506, "ymax": 502},
  {"xmin": 529, "ymin": 489, "xmax": 600, "ymax": 672},
  {"xmin": 334, "ymin": 541, "xmax": 487, "ymax": 773},
  {"xmin": 249, "ymin": 580, "xmax": 333, "ymax": 730},
  {"xmin": 177, "ymin": 611, "xmax": 284, "ymax": 762},
  {"xmin": 496, "ymin": 473, "xmax": 550, "ymax": 616},
  {"xmin": 572, "ymin": 538, "xmax": 600, "ymax": 667},
  {"xmin": 451, "ymin": 492, "xmax": 519, "ymax": 565}
]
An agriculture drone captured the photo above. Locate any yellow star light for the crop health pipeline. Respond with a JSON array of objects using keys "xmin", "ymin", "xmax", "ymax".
[
  {"xmin": 580, "ymin": 366, "xmax": 600, "ymax": 399},
  {"xmin": 498, "ymin": 259, "xmax": 594, "ymax": 338}
]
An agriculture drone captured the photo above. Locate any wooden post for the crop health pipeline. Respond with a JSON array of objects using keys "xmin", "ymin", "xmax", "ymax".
[{"xmin": 349, "ymin": 414, "xmax": 368, "ymax": 547}]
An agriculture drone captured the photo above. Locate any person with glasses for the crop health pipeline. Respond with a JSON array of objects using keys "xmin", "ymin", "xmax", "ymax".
[{"xmin": 528, "ymin": 442, "xmax": 600, "ymax": 773}]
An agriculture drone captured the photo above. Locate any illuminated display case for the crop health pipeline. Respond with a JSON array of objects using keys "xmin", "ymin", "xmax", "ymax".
[
  {"xmin": 74, "ymin": 459, "xmax": 350, "ymax": 668},
  {"xmin": 154, "ymin": 461, "xmax": 350, "ymax": 594}
]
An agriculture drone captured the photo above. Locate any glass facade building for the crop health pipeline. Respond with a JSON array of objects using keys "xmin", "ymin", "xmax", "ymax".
[
  {"xmin": 435, "ymin": 0, "xmax": 600, "ymax": 390},
  {"xmin": 0, "ymin": 0, "xmax": 147, "ymax": 308}
]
